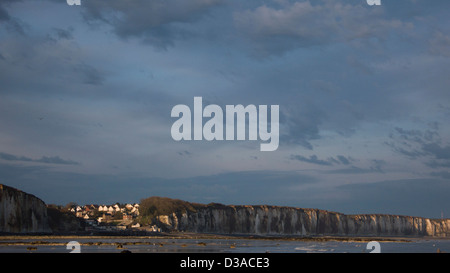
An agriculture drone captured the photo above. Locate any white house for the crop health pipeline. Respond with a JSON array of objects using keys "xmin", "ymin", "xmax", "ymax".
[{"xmin": 131, "ymin": 205, "xmax": 140, "ymax": 215}]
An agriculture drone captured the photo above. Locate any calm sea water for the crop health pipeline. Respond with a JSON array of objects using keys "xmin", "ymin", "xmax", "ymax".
[{"xmin": 0, "ymin": 237, "xmax": 449, "ymax": 253}]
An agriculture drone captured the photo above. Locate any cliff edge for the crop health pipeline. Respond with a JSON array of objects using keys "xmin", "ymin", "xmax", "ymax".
[
  {"xmin": 140, "ymin": 197, "xmax": 450, "ymax": 237},
  {"xmin": 0, "ymin": 184, "xmax": 51, "ymax": 233}
]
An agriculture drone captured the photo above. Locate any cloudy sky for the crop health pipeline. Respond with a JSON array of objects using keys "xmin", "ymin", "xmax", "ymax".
[{"xmin": 1, "ymin": 0, "xmax": 450, "ymax": 218}]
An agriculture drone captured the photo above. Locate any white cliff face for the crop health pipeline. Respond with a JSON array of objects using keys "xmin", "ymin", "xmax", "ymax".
[
  {"xmin": 156, "ymin": 205, "xmax": 450, "ymax": 237},
  {"xmin": 0, "ymin": 184, "xmax": 51, "ymax": 233}
]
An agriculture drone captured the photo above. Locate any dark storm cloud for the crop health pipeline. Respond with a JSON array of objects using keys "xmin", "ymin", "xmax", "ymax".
[
  {"xmin": 422, "ymin": 143, "xmax": 450, "ymax": 160},
  {"xmin": 336, "ymin": 155, "xmax": 351, "ymax": 165},
  {"xmin": 52, "ymin": 27, "xmax": 74, "ymax": 40},
  {"xmin": 290, "ymin": 155, "xmax": 333, "ymax": 166},
  {"xmin": 325, "ymin": 166, "xmax": 377, "ymax": 174},
  {"xmin": 0, "ymin": 152, "xmax": 80, "ymax": 165},
  {"xmin": 0, "ymin": 34, "xmax": 107, "ymax": 96},
  {"xmin": 73, "ymin": 64, "xmax": 105, "ymax": 85},
  {"xmin": 423, "ymin": 142, "xmax": 450, "ymax": 168},
  {"xmin": 0, "ymin": 0, "xmax": 25, "ymax": 34},
  {"xmin": 290, "ymin": 154, "xmax": 353, "ymax": 167},
  {"xmin": 34, "ymin": 156, "xmax": 80, "ymax": 165},
  {"xmin": 387, "ymin": 126, "xmax": 450, "ymax": 169},
  {"xmin": 279, "ymin": 106, "xmax": 322, "ymax": 150},
  {"xmin": 80, "ymin": 0, "xmax": 223, "ymax": 48},
  {"xmin": 16, "ymin": 0, "xmax": 444, "ymax": 154},
  {"xmin": 370, "ymin": 159, "xmax": 386, "ymax": 173},
  {"xmin": 292, "ymin": 157, "xmax": 386, "ymax": 174},
  {"xmin": 324, "ymin": 159, "xmax": 385, "ymax": 174},
  {"xmin": 393, "ymin": 127, "xmax": 439, "ymax": 145},
  {"xmin": 0, "ymin": 0, "xmax": 21, "ymax": 21},
  {"xmin": 426, "ymin": 159, "xmax": 450, "ymax": 169},
  {"xmin": 0, "ymin": 5, "xmax": 10, "ymax": 21},
  {"xmin": 177, "ymin": 150, "xmax": 192, "ymax": 157},
  {"xmin": 385, "ymin": 144, "xmax": 425, "ymax": 159}
]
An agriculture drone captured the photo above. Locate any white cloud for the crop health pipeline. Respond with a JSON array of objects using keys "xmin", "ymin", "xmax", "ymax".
[{"xmin": 233, "ymin": 0, "xmax": 412, "ymax": 56}]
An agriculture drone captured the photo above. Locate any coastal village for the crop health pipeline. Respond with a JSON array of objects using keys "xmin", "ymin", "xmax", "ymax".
[{"xmin": 67, "ymin": 203, "xmax": 161, "ymax": 233}]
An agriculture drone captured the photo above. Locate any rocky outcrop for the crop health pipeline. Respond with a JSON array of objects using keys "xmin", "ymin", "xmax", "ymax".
[
  {"xmin": 155, "ymin": 203, "xmax": 450, "ymax": 237},
  {"xmin": 0, "ymin": 184, "xmax": 51, "ymax": 233}
]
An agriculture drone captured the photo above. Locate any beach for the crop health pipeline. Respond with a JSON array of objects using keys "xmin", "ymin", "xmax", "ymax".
[{"xmin": 0, "ymin": 233, "xmax": 448, "ymax": 253}]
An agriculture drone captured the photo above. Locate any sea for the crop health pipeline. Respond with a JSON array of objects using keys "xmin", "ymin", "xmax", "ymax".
[{"xmin": 0, "ymin": 237, "xmax": 449, "ymax": 253}]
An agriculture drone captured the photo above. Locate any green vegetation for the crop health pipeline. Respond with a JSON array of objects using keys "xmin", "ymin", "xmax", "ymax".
[{"xmin": 138, "ymin": 196, "xmax": 205, "ymax": 225}]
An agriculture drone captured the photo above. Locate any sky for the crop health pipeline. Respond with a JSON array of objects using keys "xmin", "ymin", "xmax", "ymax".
[{"xmin": 1, "ymin": 0, "xmax": 450, "ymax": 218}]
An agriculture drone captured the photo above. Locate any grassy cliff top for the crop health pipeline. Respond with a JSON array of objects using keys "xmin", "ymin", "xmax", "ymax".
[{"xmin": 139, "ymin": 196, "xmax": 206, "ymax": 220}]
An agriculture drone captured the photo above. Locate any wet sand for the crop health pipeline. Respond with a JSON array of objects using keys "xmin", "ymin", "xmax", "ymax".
[
  {"xmin": 1, "ymin": 233, "xmax": 449, "ymax": 253},
  {"xmin": 0, "ymin": 231, "xmax": 415, "ymax": 247}
]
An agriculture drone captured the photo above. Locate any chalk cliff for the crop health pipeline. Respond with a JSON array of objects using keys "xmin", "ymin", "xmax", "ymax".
[
  {"xmin": 0, "ymin": 184, "xmax": 51, "ymax": 233},
  {"xmin": 154, "ymin": 202, "xmax": 450, "ymax": 237}
]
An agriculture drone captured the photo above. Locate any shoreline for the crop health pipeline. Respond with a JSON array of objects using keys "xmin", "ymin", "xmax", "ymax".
[
  {"xmin": 0, "ymin": 233, "xmax": 448, "ymax": 253},
  {"xmin": 2, "ymin": 231, "xmax": 448, "ymax": 244}
]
